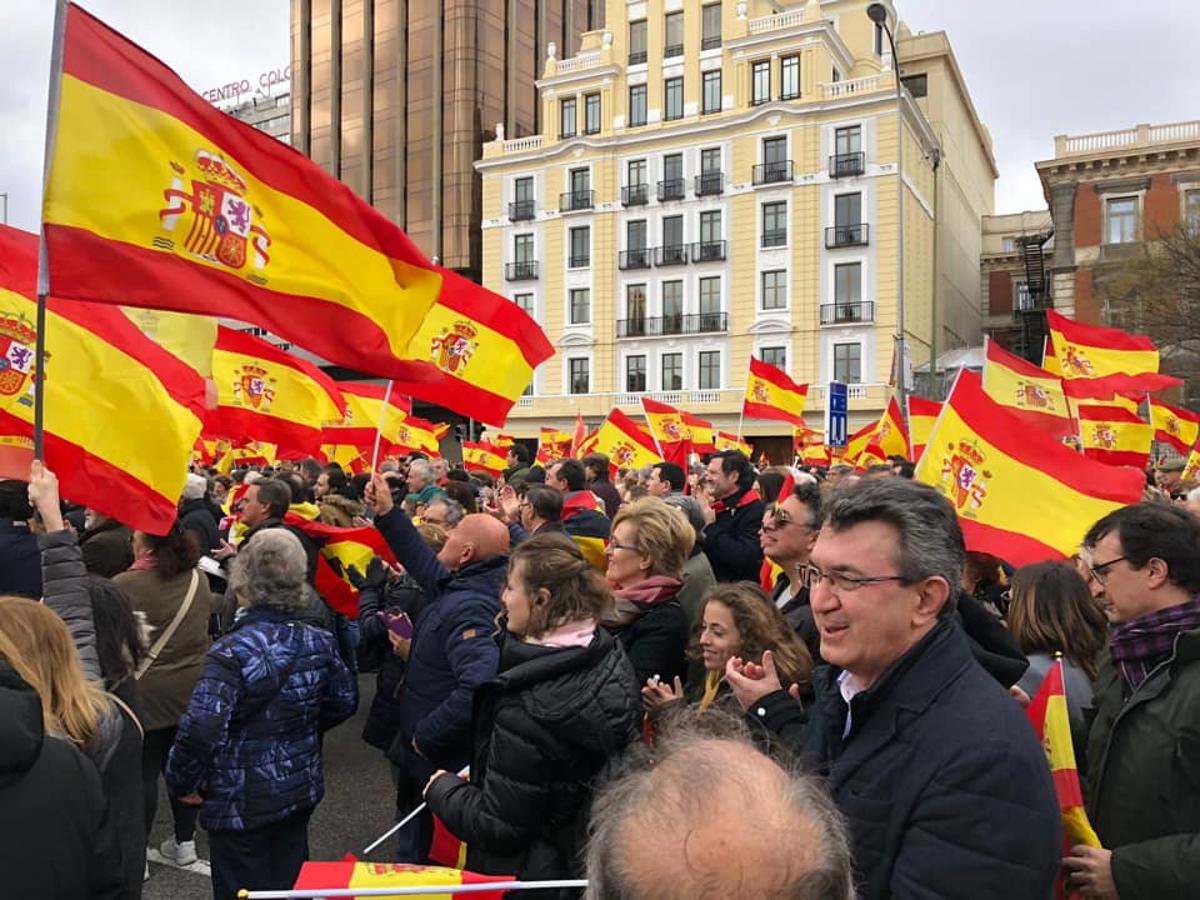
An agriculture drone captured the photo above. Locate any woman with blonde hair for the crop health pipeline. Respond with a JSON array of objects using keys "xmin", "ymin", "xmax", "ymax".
[{"xmin": 603, "ymin": 496, "xmax": 693, "ymax": 687}]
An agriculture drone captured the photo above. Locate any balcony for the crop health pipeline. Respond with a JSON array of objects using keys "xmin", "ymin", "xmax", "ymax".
[
  {"xmin": 504, "ymin": 260, "xmax": 539, "ymax": 281},
  {"xmin": 508, "ymin": 199, "xmax": 536, "ymax": 221},
  {"xmin": 825, "ymin": 223, "xmax": 870, "ymax": 248},
  {"xmin": 618, "ymin": 248, "xmax": 652, "ymax": 270},
  {"xmin": 628, "ymin": 50, "xmax": 647, "ymax": 65},
  {"xmin": 654, "ymin": 244, "xmax": 689, "ymax": 267},
  {"xmin": 559, "ymin": 190, "xmax": 594, "ymax": 212},
  {"xmin": 752, "ymin": 160, "xmax": 794, "ymax": 186},
  {"xmin": 701, "ymin": 35, "xmax": 721, "ymax": 50},
  {"xmin": 622, "ymin": 183, "xmax": 649, "ymax": 206},
  {"xmin": 664, "ymin": 43, "xmax": 684, "ymax": 58},
  {"xmin": 568, "ymin": 254, "xmax": 591, "ymax": 269},
  {"xmin": 657, "ymin": 178, "xmax": 686, "ymax": 202},
  {"xmin": 694, "ymin": 172, "xmax": 725, "ymax": 196},
  {"xmin": 761, "ymin": 229, "xmax": 787, "ymax": 248},
  {"xmin": 690, "ymin": 240, "xmax": 727, "ymax": 263},
  {"xmin": 616, "ymin": 312, "xmax": 728, "ymax": 338},
  {"xmin": 820, "ymin": 302, "xmax": 875, "ymax": 325},
  {"xmin": 829, "ymin": 151, "xmax": 865, "ymax": 178}
]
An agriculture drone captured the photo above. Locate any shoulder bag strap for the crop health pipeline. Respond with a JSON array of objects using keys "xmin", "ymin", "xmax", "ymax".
[{"xmin": 134, "ymin": 569, "xmax": 200, "ymax": 680}]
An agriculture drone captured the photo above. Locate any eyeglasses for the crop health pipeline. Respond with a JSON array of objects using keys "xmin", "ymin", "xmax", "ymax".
[
  {"xmin": 607, "ymin": 542, "xmax": 640, "ymax": 554},
  {"xmin": 1087, "ymin": 555, "xmax": 1128, "ymax": 584},
  {"xmin": 804, "ymin": 564, "xmax": 908, "ymax": 593},
  {"xmin": 766, "ymin": 509, "xmax": 814, "ymax": 531}
]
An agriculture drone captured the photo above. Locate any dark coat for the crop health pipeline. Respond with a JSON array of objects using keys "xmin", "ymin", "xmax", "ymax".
[
  {"xmin": 502, "ymin": 463, "xmax": 531, "ymax": 489},
  {"xmin": 700, "ymin": 486, "xmax": 764, "ymax": 583},
  {"xmin": 1085, "ymin": 626, "xmax": 1200, "ymax": 899},
  {"xmin": 773, "ymin": 574, "xmax": 820, "ymax": 663},
  {"xmin": 759, "ymin": 618, "xmax": 1060, "ymax": 899},
  {"xmin": 165, "ymin": 606, "xmax": 358, "ymax": 832},
  {"xmin": 178, "ymin": 498, "xmax": 220, "ymax": 555},
  {"xmin": 79, "ymin": 519, "xmax": 133, "ymax": 578},
  {"xmin": 0, "ymin": 517, "xmax": 40, "ymax": 598},
  {"xmin": 425, "ymin": 628, "xmax": 640, "ymax": 891},
  {"xmin": 374, "ymin": 507, "xmax": 506, "ymax": 780},
  {"xmin": 0, "ymin": 661, "xmax": 124, "ymax": 900},
  {"xmin": 586, "ymin": 476, "xmax": 622, "ymax": 520},
  {"xmin": 606, "ymin": 598, "xmax": 690, "ymax": 688},
  {"xmin": 357, "ymin": 575, "xmax": 431, "ymax": 752}
]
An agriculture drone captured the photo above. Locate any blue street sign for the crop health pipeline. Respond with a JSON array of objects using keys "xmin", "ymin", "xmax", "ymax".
[{"xmin": 826, "ymin": 381, "xmax": 849, "ymax": 449}]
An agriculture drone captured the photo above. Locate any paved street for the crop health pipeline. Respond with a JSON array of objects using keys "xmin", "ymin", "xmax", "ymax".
[{"xmin": 144, "ymin": 674, "xmax": 394, "ymax": 900}]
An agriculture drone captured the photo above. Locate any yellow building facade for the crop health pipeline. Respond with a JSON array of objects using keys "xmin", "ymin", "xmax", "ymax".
[{"xmin": 476, "ymin": 0, "xmax": 996, "ymax": 439}]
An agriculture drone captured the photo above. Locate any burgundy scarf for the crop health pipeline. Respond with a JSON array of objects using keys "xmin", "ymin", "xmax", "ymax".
[
  {"xmin": 603, "ymin": 575, "xmax": 683, "ymax": 628},
  {"xmin": 711, "ymin": 488, "xmax": 761, "ymax": 515},
  {"xmin": 1110, "ymin": 595, "xmax": 1200, "ymax": 693}
]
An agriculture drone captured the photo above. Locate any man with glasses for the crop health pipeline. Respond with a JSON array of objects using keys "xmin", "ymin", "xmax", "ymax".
[
  {"xmin": 1064, "ymin": 503, "xmax": 1200, "ymax": 900},
  {"xmin": 728, "ymin": 478, "xmax": 1059, "ymax": 899},
  {"xmin": 497, "ymin": 484, "xmax": 564, "ymax": 545},
  {"xmin": 760, "ymin": 480, "xmax": 822, "ymax": 660}
]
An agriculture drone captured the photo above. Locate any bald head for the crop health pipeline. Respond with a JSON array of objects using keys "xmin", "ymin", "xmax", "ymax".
[
  {"xmin": 436, "ymin": 512, "xmax": 510, "ymax": 572},
  {"xmin": 587, "ymin": 731, "xmax": 852, "ymax": 900}
]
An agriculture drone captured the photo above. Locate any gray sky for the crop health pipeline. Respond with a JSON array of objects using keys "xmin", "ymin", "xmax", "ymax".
[{"xmin": 0, "ymin": 1, "xmax": 1194, "ymax": 232}]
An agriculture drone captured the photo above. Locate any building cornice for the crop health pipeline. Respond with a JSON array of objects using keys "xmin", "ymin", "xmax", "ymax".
[{"xmin": 725, "ymin": 19, "xmax": 855, "ymax": 76}]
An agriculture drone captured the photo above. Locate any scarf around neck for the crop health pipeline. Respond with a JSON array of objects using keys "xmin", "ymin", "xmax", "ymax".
[
  {"xmin": 711, "ymin": 487, "xmax": 761, "ymax": 515},
  {"xmin": 603, "ymin": 575, "xmax": 682, "ymax": 628},
  {"xmin": 1110, "ymin": 594, "xmax": 1200, "ymax": 693}
]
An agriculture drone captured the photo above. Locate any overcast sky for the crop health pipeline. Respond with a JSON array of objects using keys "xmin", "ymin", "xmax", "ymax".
[{"xmin": 0, "ymin": 0, "xmax": 1194, "ymax": 232}]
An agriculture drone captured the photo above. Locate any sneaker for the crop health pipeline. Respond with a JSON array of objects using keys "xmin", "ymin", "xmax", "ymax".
[
  {"xmin": 143, "ymin": 862, "xmax": 150, "ymax": 882},
  {"xmin": 159, "ymin": 837, "xmax": 198, "ymax": 867}
]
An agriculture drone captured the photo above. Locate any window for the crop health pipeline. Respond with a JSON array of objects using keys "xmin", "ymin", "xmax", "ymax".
[
  {"xmin": 1106, "ymin": 197, "xmax": 1138, "ymax": 244},
  {"xmin": 699, "ymin": 277, "xmax": 721, "ymax": 314},
  {"xmin": 663, "ymin": 153, "xmax": 683, "ymax": 182},
  {"xmin": 514, "ymin": 176, "xmax": 533, "ymax": 203},
  {"xmin": 665, "ymin": 12, "xmax": 684, "ymax": 57},
  {"xmin": 901, "ymin": 74, "xmax": 928, "ymax": 98},
  {"xmin": 662, "ymin": 280, "xmax": 684, "ymax": 328},
  {"xmin": 751, "ymin": 60, "xmax": 770, "ymax": 105},
  {"xmin": 584, "ymin": 92, "xmax": 601, "ymax": 134},
  {"xmin": 664, "ymin": 77, "xmax": 684, "ymax": 121},
  {"xmin": 629, "ymin": 19, "xmax": 647, "ymax": 65},
  {"xmin": 569, "ymin": 358, "xmax": 590, "ymax": 394},
  {"xmin": 701, "ymin": 148, "xmax": 721, "ymax": 174},
  {"xmin": 702, "ymin": 69, "xmax": 722, "ymax": 114},
  {"xmin": 700, "ymin": 210, "xmax": 721, "ymax": 244},
  {"xmin": 560, "ymin": 97, "xmax": 576, "ymax": 137},
  {"xmin": 760, "ymin": 346, "xmax": 787, "ymax": 369},
  {"xmin": 626, "ymin": 356, "xmax": 647, "ymax": 392},
  {"xmin": 781, "ymin": 55, "xmax": 800, "ymax": 100},
  {"xmin": 662, "ymin": 215, "xmax": 684, "ymax": 250},
  {"xmin": 1014, "ymin": 279, "xmax": 1032, "ymax": 311},
  {"xmin": 628, "ymin": 84, "xmax": 647, "ymax": 126},
  {"xmin": 761, "ymin": 269, "xmax": 787, "ymax": 310},
  {"xmin": 569, "ymin": 288, "xmax": 590, "ymax": 325},
  {"xmin": 662, "ymin": 353, "xmax": 683, "ymax": 391},
  {"xmin": 835, "ymin": 125, "xmax": 861, "ymax": 156},
  {"xmin": 835, "ymin": 193, "xmax": 862, "ymax": 227},
  {"xmin": 569, "ymin": 226, "xmax": 590, "ymax": 268},
  {"xmin": 833, "ymin": 343, "xmax": 862, "ymax": 384},
  {"xmin": 698, "ymin": 351, "xmax": 721, "ymax": 390},
  {"xmin": 702, "ymin": 3, "xmax": 722, "ymax": 49},
  {"xmin": 1002, "ymin": 237, "xmax": 1017, "ymax": 252},
  {"xmin": 628, "ymin": 158, "xmax": 647, "ymax": 186},
  {"xmin": 835, "ymin": 263, "xmax": 862, "ymax": 306},
  {"xmin": 763, "ymin": 136, "xmax": 787, "ymax": 164},
  {"xmin": 514, "ymin": 233, "xmax": 534, "ymax": 262},
  {"xmin": 762, "ymin": 201, "xmax": 787, "ymax": 247},
  {"xmin": 626, "ymin": 284, "xmax": 647, "ymax": 323},
  {"xmin": 627, "ymin": 219, "xmax": 647, "ymax": 250},
  {"xmin": 1187, "ymin": 189, "xmax": 1200, "ymax": 234},
  {"xmin": 570, "ymin": 168, "xmax": 590, "ymax": 194},
  {"xmin": 513, "ymin": 293, "xmax": 534, "ymax": 316}
]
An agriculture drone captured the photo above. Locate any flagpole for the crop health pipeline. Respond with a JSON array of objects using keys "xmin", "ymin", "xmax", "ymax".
[
  {"xmin": 640, "ymin": 397, "xmax": 665, "ymax": 458},
  {"xmin": 736, "ymin": 404, "xmax": 746, "ymax": 443},
  {"xmin": 369, "ymin": 380, "xmax": 395, "ymax": 473},
  {"xmin": 239, "ymin": 881, "xmax": 591, "ymax": 899},
  {"xmin": 361, "ymin": 763, "xmax": 468, "ymax": 855}
]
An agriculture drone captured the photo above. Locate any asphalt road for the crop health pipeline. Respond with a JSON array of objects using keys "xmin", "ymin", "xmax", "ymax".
[{"xmin": 143, "ymin": 673, "xmax": 395, "ymax": 900}]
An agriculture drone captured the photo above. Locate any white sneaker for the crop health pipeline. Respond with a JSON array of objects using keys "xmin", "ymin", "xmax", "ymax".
[
  {"xmin": 143, "ymin": 862, "xmax": 150, "ymax": 882},
  {"xmin": 159, "ymin": 837, "xmax": 199, "ymax": 867}
]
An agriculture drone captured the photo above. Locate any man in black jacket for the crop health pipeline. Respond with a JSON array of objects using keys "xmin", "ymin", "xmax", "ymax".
[
  {"xmin": 698, "ymin": 450, "xmax": 764, "ymax": 582},
  {"xmin": 0, "ymin": 479, "xmax": 40, "ymax": 598},
  {"xmin": 761, "ymin": 479, "xmax": 822, "ymax": 660}
]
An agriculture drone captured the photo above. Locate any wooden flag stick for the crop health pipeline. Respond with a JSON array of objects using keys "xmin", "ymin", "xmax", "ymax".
[{"xmin": 369, "ymin": 380, "xmax": 395, "ymax": 473}]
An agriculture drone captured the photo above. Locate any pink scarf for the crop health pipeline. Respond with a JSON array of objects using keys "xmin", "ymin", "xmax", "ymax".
[
  {"xmin": 128, "ymin": 554, "xmax": 157, "ymax": 573},
  {"xmin": 604, "ymin": 575, "xmax": 683, "ymax": 627},
  {"xmin": 525, "ymin": 619, "xmax": 597, "ymax": 649}
]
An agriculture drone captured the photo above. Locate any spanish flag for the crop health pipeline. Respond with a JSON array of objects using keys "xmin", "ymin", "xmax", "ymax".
[
  {"xmin": 594, "ymin": 408, "xmax": 662, "ymax": 470},
  {"xmin": 536, "ymin": 427, "xmax": 572, "ymax": 466},
  {"xmin": 983, "ymin": 338, "xmax": 1075, "ymax": 440},
  {"xmin": 279, "ymin": 513, "xmax": 398, "ymax": 617},
  {"xmin": 321, "ymin": 444, "xmax": 370, "ymax": 475},
  {"xmin": 1044, "ymin": 311, "xmax": 1180, "ymax": 397},
  {"xmin": 838, "ymin": 420, "xmax": 876, "ymax": 467},
  {"xmin": 1077, "ymin": 403, "xmax": 1152, "ymax": 470},
  {"xmin": 715, "ymin": 431, "xmax": 752, "ymax": 456},
  {"xmin": 292, "ymin": 862, "xmax": 511, "ymax": 899},
  {"xmin": 230, "ymin": 440, "xmax": 276, "ymax": 469},
  {"xmin": 430, "ymin": 815, "xmax": 469, "ymax": 869},
  {"xmin": 916, "ymin": 371, "xmax": 1143, "ymax": 566},
  {"xmin": 743, "ymin": 357, "xmax": 809, "ymax": 426},
  {"xmin": 0, "ymin": 225, "xmax": 205, "ymax": 535},
  {"xmin": 322, "ymin": 381, "xmax": 413, "ymax": 453},
  {"xmin": 488, "ymin": 433, "xmax": 516, "ymax": 449},
  {"xmin": 1148, "ymin": 398, "xmax": 1200, "ymax": 455},
  {"xmin": 642, "ymin": 397, "xmax": 690, "ymax": 448},
  {"xmin": 908, "ymin": 395, "xmax": 942, "ymax": 462},
  {"xmin": 861, "ymin": 396, "xmax": 911, "ymax": 463},
  {"xmin": 576, "ymin": 427, "xmax": 600, "ymax": 458},
  {"xmin": 394, "ymin": 414, "xmax": 441, "ymax": 457},
  {"xmin": 801, "ymin": 443, "xmax": 832, "ymax": 467},
  {"xmin": 42, "ymin": 5, "xmax": 446, "ymax": 382},
  {"xmin": 1183, "ymin": 444, "xmax": 1200, "ymax": 483},
  {"xmin": 683, "ymin": 411, "xmax": 716, "ymax": 454},
  {"xmin": 463, "ymin": 441, "xmax": 507, "ymax": 477},
  {"xmin": 206, "ymin": 326, "xmax": 346, "ymax": 455}
]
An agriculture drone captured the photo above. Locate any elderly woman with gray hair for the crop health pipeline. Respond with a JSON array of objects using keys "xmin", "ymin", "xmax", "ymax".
[{"xmin": 166, "ymin": 529, "xmax": 358, "ymax": 900}]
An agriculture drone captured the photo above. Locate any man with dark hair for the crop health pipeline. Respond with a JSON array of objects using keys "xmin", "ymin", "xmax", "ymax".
[
  {"xmin": 698, "ymin": 450, "xmax": 764, "ymax": 582},
  {"xmin": 1065, "ymin": 504, "xmax": 1200, "ymax": 899},
  {"xmin": 582, "ymin": 452, "xmax": 621, "ymax": 518},
  {"xmin": 646, "ymin": 462, "xmax": 684, "ymax": 498},
  {"xmin": 761, "ymin": 481, "xmax": 823, "ymax": 659},
  {"xmin": 315, "ymin": 468, "xmax": 348, "ymax": 500},
  {"xmin": 500, "ymin": 483, "xmax": 565, "ymax": 544},
  {"xmin": 547, "ymin": 459, "xmax": 610, "ymax": 569},
  {"xmin": 0, "ymin": 479, "xmax": 40, "ymax": 598},
  {"xmin": 727, "ymin": 478, "xmax": 1059, "ymax": 899},
  {"xmin": 502, "ymin": 444, "xmax": 531, "ymax": 488}
]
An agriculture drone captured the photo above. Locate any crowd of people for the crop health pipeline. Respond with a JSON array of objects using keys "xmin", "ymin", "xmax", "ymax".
[{"xmin": 0, "ymin": 440, "xmax": 1198, "ymax": 900}]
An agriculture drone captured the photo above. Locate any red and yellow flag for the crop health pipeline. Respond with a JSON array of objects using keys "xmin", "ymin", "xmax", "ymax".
[
  {"xmin": 594, "ymin": 408, "xmax": 662, "ymax": 469},
  {"xmin": 281, "ymin": 512, "xmax": 398, "ymax": 617},
  {"xmin": 1077, "ymin": 403, "xmax": 1152, "ymax": 470},
  {"xmin": 1183, "ymin": 444, "xmax": 1200, "ymax": 483},
  {"xmin": 908, "ymin": 395, "xmax": 942, "ymax": 462},
  {"xmin": 487, "ymin": 433, "xmax": 515, "ymax": 449},
  {"xmin": 0, "ymin": 225, "xmax": 205, "ymax": 535},
  {"xmin": 916, "ymin": 371, "xmax": 1143, "ymax": 566},
  {"xmin": 536, "ymin": 427, "xmax": 572, "ymax": 466},
  {"xmin": 837, "ymin": 420, "xmax": 877, "ymax": 467},
  {"xmin": 1044, "ymin": 310, "xmax": 1180, "ymax": 397},
  {"xmin": 1148, "ymin": 398, "xmax": 1200, "ymax": 456},
  {"xmin": 394, "ymin": 414, "xmax": 441, "ymax": 457},
  {"xmin": 715, "ymin": 431, "xmax": 752, "ymax": 456},
  {"xmin": 322, "ymin": 382, "xmax": 412, "ymax": 453},
  {"xmin": 641, "ymin": 397, "xmax": 690, "ymax": 447},
  {"xmin": 683, "ymin": 411, "xmax": 716, "ymax": 454},
  {"xmin": 206, "ymin": 326, "xmax": 346, "ymax": 455},
  {"xmin": 431, "ymin": 814, "xmax": 470, "ymax": 869},
  {"xmin": 983, "ymin": 338, "xmax": 1076, "ymax": 440},
  {"xmin": 861, "ymin": 395, "xmax": 911, "ymax": 463},
  {"xmin": 42, "ymin": 5, "xmax": 450, "ymax": 381},
  {"xmin": 743, "ymin": 357, "xmax": 809, "ymax": 426},
  {"xmin": 463, "ymin": 441, "xmax": 507, "ymax": 477},
  {"xmin": 801, "ymin": 443, "xmax": 832, "ymax": 467},
  {"xmin": 576, "ymin": 427, "xmax": 600, "ymax": 458},
  {"xmin": 293, "ymin": 862, "xmax": 511, "ymax": 899}
]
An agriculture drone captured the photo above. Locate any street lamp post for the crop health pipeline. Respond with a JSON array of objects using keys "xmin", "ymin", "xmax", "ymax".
[{"xmin": 867, "ymin": 3, "xmax": 906, "ymax": 416}]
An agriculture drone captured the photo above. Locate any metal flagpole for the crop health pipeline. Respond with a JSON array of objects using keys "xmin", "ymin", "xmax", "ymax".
[
  {"xmin": 368, "ymin": 380, "xmax": 395, "ymax": 473},
  {"xmin": 239, "ymin": 881, "xmax": 590, "ymax": 899},
  {"xmin": 361, "ymin": 764, "xmax": 469, "ymax": 855}
]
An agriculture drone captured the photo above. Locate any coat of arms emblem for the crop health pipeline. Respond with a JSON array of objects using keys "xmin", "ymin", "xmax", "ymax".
[
  {"xmin": 1062, "ymin": 344, "xmax": 1094, "ymax": 378},
  {"xmin": 0, "ymin": 313, "xmax": 37, "ymax": 404},
  {"xmin": 232, "ymin": 363, "xmax": 276, "ymax": 411},
  {"xmin": 430, "ymin": 321, "xmax": 479, "ymax": 375},
  {"xmin": 939, "ymin": 439, "xmax": 991, "ymax": 516}
]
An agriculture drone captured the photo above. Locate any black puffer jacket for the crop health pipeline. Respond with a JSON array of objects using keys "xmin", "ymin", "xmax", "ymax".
[{"xmin": 425, "ymin": 627, "xmax": 640, "ymax": 895}]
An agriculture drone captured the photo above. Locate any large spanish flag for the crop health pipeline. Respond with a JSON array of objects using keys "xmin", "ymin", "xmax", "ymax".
[
  {"xmin": 916, "ymin": 371, "xmax": 1143, "ymax": 566},
  {"xmin": 983, "ymin": 338, "xmax": 1076, "ymax": 440},
  {"xmin": 293, "ymin": 862, "xmax": 512, "ymax": 899},
  {"xmin": 743, "ymin": 357, "xmax": 808, "ymax": 425},
  {"xmin": 1077, "ymin": 403, "xmax": 1152, "ymax": 470},
  {"xmin": 1148, "ymin": 398, "xmax": 1200, "ymax": 455},
  {"xmin": 206, "ymin": 326, "xmax": 345, "ymax": 455},
  {"xmin": 1044, "ymin": 311, "xmax": 1180, "ymax": 397},
  {"xmin": 0, "ymin": 225, "xmax": 205, "ymax": 535},
  {"xmin": 322, "ymin": 382, "xmax": 412, "ymax": 452},
  {"xmin": 594, "ymin": 408, "xmax": 662, "ymax": 469},
  {"xmin": 463, "ymin": 441, "xmax": 507, "ymax": 477},
  {"xmin": 908, "ymin": 395, "xmax": 942, "ymax": 462},
  {"xmin": 42, "ymin": 4, "xmax": 443, "ymax": 380}
]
